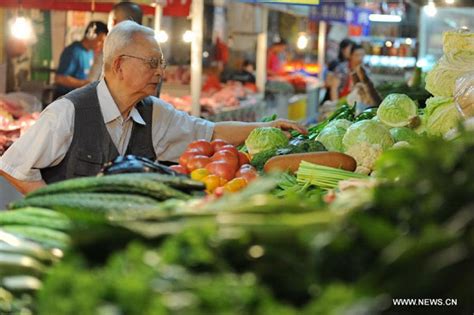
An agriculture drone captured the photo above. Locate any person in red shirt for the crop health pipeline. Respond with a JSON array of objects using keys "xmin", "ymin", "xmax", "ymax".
[{"xmin": 267, "ymin": 39, "xmax": 287, "ymax": 77}]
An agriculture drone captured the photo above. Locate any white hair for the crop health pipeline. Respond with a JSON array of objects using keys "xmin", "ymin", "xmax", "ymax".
[{"xmin": 103, "ymin": 20, "xmax": 156, "ymax": 71}]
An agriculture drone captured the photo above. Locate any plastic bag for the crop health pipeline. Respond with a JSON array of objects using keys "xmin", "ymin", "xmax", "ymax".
[{"xmin": 454, "ymin": 71, "xmax": 474, "ymax": 118}]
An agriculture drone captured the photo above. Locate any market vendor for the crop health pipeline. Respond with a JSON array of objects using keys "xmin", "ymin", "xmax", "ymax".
[
  {"xmin": 53, "ymin": 21, "xmax": 109, "ymax": 100},
  {"xmin": 0, "ymin": 21, "xmax": 306, "ymax": 195}
]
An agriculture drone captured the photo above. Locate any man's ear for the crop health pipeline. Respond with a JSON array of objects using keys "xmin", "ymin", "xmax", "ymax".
[{"xmin": 112, "ymin": 56, "xmax": 124, "ymax": 79}]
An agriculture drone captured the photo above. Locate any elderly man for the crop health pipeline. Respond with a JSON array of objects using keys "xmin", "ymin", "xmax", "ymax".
[{"xmin": 0, "ymin": 21, "xmax": 305, "ymax": 194}]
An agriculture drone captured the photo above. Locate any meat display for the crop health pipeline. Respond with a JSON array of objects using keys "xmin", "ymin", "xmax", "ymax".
[{"xmin": 0, "ymin": 98, "xmax": 39, "ymax": 156}]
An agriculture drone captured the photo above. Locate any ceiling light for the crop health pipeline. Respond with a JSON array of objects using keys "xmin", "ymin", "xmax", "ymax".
[
  {"xmin": 296, "ymin": 33, "xmax": 309, "ymax": 50},
  {"xmin": 182, "ymin": 30, "xmax": 194, "ymax": 43},
  {"xmin": 156, "ymin": 30, "xmax": 168, "ymax": 43},
  {"xmin": 445, "ymin": 0, "xmax": 454, "ymax": 4},
  {"xmin": 369, "ymin": 14, "xmax": 402, "ymax": 23},
  {"xmin": 10, "ymin": 16, "xmax": 33, "ymax": 40},
  {"xmin": 424, "ymin": 0, "xmax": 437, "ymax": 17}
]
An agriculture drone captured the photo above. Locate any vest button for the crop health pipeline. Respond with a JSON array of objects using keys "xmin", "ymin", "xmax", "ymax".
[{"xmin": 87, "ymin": 154, "xmax": 92, "ymax": 159}]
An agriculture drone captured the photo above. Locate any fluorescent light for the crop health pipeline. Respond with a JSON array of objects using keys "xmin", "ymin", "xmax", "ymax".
[
  {"xmin": 156, "ymin": 30, "xmax": 168, "ymax": 43},
  {"xmin": 182, "ymin": 30, "xmax": 194, "ymax": 43},
  {"xmin": 10, "ymin": 16, "xmax": 33, "ymax": 40},
  {"xmin": 369, "ymin": 14, "xmax": 402, "ymax": 23},
  {"xmin": 296, "ymin": 33, "xmax": 309, "ymax": 50},
  {"xmin": 424, "ymin": 1, "xmax": 437, "ymax": 17}
]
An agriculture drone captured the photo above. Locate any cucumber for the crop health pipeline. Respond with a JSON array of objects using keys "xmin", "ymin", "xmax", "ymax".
[
  {"xmin": 10, "ymin": 193, "xmax": 164, "ymax": 223},
  {"xmin": 1, "ymin": 226, "xmax": 70, "ymax": 249},
  {"xmin": 26, "ymin": 174, "xmax": 198, "ymax": 201},
  {"xmin": 1, "ymin": 275, "xmax": 42, "ymax": 292},
  {"xmin": 10, "ymin": 207, "xmax": 67, "ymax": 220},
  {"xmin": 0, "ymin": 210, "xmax": 72, "ymax": 231},
  {"xmin": 0, "ymin": 253, "xmax": 47, "ymax": 276}
]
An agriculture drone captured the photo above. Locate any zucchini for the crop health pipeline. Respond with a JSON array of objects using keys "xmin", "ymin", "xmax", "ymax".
[
  {"xmin": 0, "ymin": 210, "xmax": 72, "ymax": 231},
  {"xmin": 0, "ymin": 253, "xmax": 47, "ymax": 276},
  {"xmin": 10, "ymin": 193, "xmax": 164, "ymax": 223},
  {"xmin": 9, "ymin": 207, "xmax": 66, "ymax": 220},
  {"xmin": 26, "ymin": 174, "xmax": 196, "ymax": 201},
  {"xmin": 1, "ymin": 226, "xmax": 70, "ymax": 249},
  {"xmin": 2, "ymin": 275, "xmax": 42, "ymax": 292}
]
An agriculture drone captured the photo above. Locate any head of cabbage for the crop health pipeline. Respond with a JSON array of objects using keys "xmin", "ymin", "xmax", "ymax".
[
  {"xmin": 424, "ymin": 96, "xmax": 461, "ymax": 137},
  {"xmin": 343, "ymin": 120, "xmax": 394, "ymax": 151},
  {"xmin": 245, "ymin": 127, "xmax": 289, "ymax": 156},
  {"xmin": 316, "ymin": 125, "xmax": 346, "ymax": 152}
]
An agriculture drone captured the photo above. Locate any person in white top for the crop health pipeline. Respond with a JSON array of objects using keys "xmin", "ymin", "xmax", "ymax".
[{"xmin": 0, "ymin": 21, "xmax": 306, "ymax": 194}]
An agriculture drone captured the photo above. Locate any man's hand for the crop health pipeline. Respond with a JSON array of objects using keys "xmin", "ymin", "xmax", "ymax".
[
  {"xmin": 213, "ymin": 119, "xmax": 307, "ymax": 146},
  {"xmin": 267, "ymin": 118, "xmax": 307, "ymax": 136},
  {"xmin": 0, "ymin": 170, "xmax": 46, "ymax": 195}
]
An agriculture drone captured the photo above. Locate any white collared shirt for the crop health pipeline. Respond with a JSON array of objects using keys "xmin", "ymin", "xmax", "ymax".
[{"xmin": 0, "ymin": 79, "xmax": 214, "ymax": 181}]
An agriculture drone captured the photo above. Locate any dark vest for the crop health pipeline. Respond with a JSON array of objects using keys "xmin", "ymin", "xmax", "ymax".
[{"xmin": 41, "ymin": 82, "xmax": 156, "ymax": 184}]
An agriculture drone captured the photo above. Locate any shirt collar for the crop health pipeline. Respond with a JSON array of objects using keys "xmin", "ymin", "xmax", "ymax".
[{"xmin": 96, "ymin": 79, "xmax": 146, "ymax": 125}]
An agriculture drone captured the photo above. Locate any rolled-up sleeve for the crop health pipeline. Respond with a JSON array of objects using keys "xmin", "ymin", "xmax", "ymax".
[
  {"xmin": 152, "ymin": 99, "xmax": 214, "ymax": 162},
  {"xmin": 0, "ymin": 99, "xmax": 75, "ymax": 181}
]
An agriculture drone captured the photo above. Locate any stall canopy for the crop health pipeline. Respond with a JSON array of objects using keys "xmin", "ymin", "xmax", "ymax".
[{"xmin": 0, "ymin": 0, "xmax": 191, "ymax": 17}]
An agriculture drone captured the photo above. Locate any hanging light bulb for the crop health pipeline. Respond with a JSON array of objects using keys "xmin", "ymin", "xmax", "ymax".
[
  {"xmin": 10, "ymin": 16, "xmax": 33, "ymax": 40},
  {"xmin": 156, "ymin": 30, "xmax": 168, "ymax": 43},
  {"xmin": 296, "ymin": 33, "xmax": 309, "ymax": 50},
  {"xmin": 182, "ymin": 30, "xmax": 194, "ymax": 43},
  {"xmin": 424, "ymin": 0, "xmax": 437, "ymax": 17}
]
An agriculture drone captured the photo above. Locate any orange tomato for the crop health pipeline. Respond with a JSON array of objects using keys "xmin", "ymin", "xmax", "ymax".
[
  {"xmin": 202, "ymin": 174, "xmax": 220, "ymax": 192},
  {"xmin": 190, "ymin": 168, "xmax": 209, "ymax": 181},
  {"xmin": 223, "ymin": 177, "xmax": 247, "ymax": 193}
]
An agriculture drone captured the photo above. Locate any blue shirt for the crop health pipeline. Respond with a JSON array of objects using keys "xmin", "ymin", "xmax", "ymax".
[{"xmin": 55, "ymin": 41, "xmax": 93, "ymax": 96}]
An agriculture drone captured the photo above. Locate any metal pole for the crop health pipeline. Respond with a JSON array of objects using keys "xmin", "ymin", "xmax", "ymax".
[
  {"xmin": 317, "ymin": 20, "xmax": 327, "ymax": 79},
  {"xmin": 256, "ymin": 6, "xmax": 268, "ymax": 94},
  {"xmin": 154, "ymin": 4, "xmax": 163, "ymax": 97},
  {"xmin": 191, "ymin": 0, "xmax": 204, "ymax": 117}
]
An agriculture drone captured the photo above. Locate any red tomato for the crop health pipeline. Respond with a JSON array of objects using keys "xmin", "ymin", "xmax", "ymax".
[
  {"xmin": 219, "ymin": 145, "xmax": 239, "ymax": 157},
  {"xmin": 170, "ymin": 164, "xmax": 189, "ymax": 175},
  {"xmin": 179, "ymin": 149, "xmax": 201, "ymax": 167},
  {"xmin": 213, "ymin": 186, "xmax": 226, "ymax": 197},
  {"xmin": 187, "ymin": 140, "xmax": 213, "ymax": 156},
  {"xmin": 187, "ymin": 155, "xmax": 211, "ymax": 171},
  {"xmin": 211, "ymin": 150, "xmax": 239, "ymax": 170},
  {"xmin": 210, "ymin": 139, "xmax": 229, "ymax": 153},
  {"xmin": 235, "ymin": 166, "xmax": 257, "ymax": 182},
  {"xmin": 237, "ymin": 151, "xmax": 250, "ymax": 166},
  {"xmin": 205, "ymin": 161, "xmax": 236, "ymax": 181}
]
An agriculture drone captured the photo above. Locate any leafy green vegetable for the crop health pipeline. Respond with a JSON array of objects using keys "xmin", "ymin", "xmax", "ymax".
[
  {"xmin": 424, "ymin": 96, "xmax": 461, "ymax": 136},
  {"xmin": 377, "ymin": 93, "xmax": 418, "ymax": 127},
  {"xmin": 245, "ymin": 127, "xmax": 289, "ymax": 156},
  {"xmin": 342, "ymin": 120, "xmax": 394, "ymax": 152},
  {"xmin": 389, "ymin": 127, "xmax": 420, "ymax": 144},
  {"xmin": 316, "ymin": 126, "xmax": 346, "ymax": 152},
  {"xmin": 251, "ymin": 148, "xmax": 278, "ymax": 171}
]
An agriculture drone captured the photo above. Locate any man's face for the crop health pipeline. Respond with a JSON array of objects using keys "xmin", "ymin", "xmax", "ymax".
[
  {"xmin": 91, "ymin": 33, "xmax": 107, "ymax": 52},
  {"xmin": 117, "ymin": 34, "xmax": 164, "ymax": 97}
]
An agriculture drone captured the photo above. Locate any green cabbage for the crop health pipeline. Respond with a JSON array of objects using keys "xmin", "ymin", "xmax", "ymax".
[
  {"xmin": 377, "ymin": 94, "xmax": 418, "ymax": 127},
  {"xmin": 316, "ymin": 126, "xmax": 346, "ymax": 152},
  {"xmin": 443, "ymin": 30, "xmax": 474, "ymax": 56},
  {"xmin": 390, "ymin": 127, "xmax": 420, "ymax": 144},
  {"xmin": 342, "ymin": 120, "xmax": 394, "ymax": 152},
  {"xmin": 424, "ymin": 96, "xmax": 461, "ymax": 137},
  {"xmin": 326, "ymin": 119, "xmax": 352, "ymax": 130},
  {"xmin": 425, "ymin": 52, "xmax": 474, "ymax": 97},
  {"xmin": 245, "ymin": 127, "xmax": 289, "ymax": 156}
]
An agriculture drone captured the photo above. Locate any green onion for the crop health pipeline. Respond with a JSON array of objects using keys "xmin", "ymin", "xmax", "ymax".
[{"xmin": 296, "ymin": 161, "xmax": 368, "ymax": 190}]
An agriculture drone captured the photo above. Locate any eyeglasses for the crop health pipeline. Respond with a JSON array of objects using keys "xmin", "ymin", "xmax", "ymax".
[{"xmin": 119, "ymin": 54, "xmax": 167, "ymax": 70}]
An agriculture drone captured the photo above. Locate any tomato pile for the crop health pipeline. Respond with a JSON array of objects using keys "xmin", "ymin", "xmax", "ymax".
[{"xmin": 170, "ymin": 139, "xmax": 258, "ymax": 194}]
